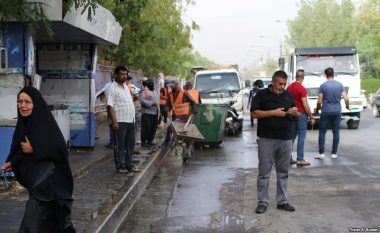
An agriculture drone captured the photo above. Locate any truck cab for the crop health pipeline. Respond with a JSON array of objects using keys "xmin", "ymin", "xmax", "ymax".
[
  {"xmin": 287, "ymin": 46, "xmax": 363, "ymax": 129},
  {"xmin": 194, "ymin": 68, "xmax": 244, "ymax": 129}
]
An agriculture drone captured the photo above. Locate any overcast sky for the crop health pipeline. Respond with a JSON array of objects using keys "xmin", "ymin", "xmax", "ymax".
[{"xmin": 184, "ymin": 0, "xmax": 300, "ymax": 69}]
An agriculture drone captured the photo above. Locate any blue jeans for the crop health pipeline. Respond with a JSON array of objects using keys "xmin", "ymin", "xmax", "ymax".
[
  {"xmin": 318, "ymin": 111, "xmax": 341, "ymax": 154},
  {"xmin": 291, "ymin": 112, "xmax": 308, "ymax": 160}
]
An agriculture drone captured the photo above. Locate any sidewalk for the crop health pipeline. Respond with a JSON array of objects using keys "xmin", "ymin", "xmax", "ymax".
[{"xmin": 0, "ymin": 113, "xmax": 168, "ymax": 233}]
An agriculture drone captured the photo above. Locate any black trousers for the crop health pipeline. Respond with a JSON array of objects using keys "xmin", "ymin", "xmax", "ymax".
[
  {"xmin": 158, "ymin": 105, "xmax": 168, "ymax": 124},
  {"xmin": 19, "ymin": 194, "xmax": 76, "ymax": 233},
  {"xmin": 141, "ymin": 113, "xmax": 158, "ymax": 143}
]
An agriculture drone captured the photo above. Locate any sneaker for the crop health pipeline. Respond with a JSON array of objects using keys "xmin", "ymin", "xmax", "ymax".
[
  {"xmin": 126, "ymin": 165, "xmax": 140, "ymax": 172},
  {"xmin": 255, "ymin": 205, "xmax": 267, "ymax": 214},
  {"xmin": 314, "ymin": 154, "xmax": 325, "ymax": 159},
  {"xmin": 297, "ymin": 160, "xmax": 311, "ymax": 166},
  {"xmin": 290, "ymin": 159, "xmax": 297, "ymax": 165},
  {"xmin": 331, "ymin": 154, "xmax": 338, "ymax": 159},
  {"xmin": 117, "ymin": 168, "xmax": 128, "ymax": 173},
  {"xmin": 277, "ymin": 203, "xmax": 295, "ymax": 212}
]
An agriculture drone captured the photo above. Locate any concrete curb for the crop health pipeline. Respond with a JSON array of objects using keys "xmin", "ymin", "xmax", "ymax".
[{"xmin": 83, "ymin": 147, "xmax": 171, "ymax": 233}]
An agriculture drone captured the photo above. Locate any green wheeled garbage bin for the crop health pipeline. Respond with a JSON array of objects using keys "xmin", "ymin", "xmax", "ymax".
[{"xmin": 193, "ymin": 103, "xmax": 228, "ymax": 147}]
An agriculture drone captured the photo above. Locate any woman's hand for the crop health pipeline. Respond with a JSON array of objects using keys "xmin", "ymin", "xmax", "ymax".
[
  {"xmin": 1, "ymin": 162, "xmax": 12, "ymax": 172},
  {"xmin": 20, "ymin": 136, "xmax": 33, "ymax": 154}
]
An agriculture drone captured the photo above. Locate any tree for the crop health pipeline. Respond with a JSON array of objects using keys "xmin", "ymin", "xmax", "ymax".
[
  {"xmin": 357, "ymin": 0, "xmax": 380, "ymax": 76},
  {"xmin": 98, "ymin": 0, "xmax": 198, "ymax": 77},
  {"xmin": 287, "ymin": 0, "xmax": 357, "ymax": 48}
]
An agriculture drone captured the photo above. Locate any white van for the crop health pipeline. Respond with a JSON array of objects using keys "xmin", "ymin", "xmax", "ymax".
[{"xmin": 194, "ymin": 69, "xmax": 244, "ymax": 127}]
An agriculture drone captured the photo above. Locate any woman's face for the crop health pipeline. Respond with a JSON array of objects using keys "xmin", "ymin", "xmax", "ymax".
[{"xmin": 17, "ymin": 92, "xmax": 34, "ymax": 117}]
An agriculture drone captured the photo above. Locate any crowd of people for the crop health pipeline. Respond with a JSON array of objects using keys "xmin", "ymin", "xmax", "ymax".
[
  {"xmin": 103, "ymin": 66, "xmax": 200, "ymax": 173},
  {"xmin": 0, "ymin": 65, "xmax": 349, "ymax": 232}
]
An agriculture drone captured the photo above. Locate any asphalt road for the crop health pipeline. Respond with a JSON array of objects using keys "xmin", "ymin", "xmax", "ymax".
[{"xmin": 118, "ymin": 105, "xmax": 380, "ymax": 233}]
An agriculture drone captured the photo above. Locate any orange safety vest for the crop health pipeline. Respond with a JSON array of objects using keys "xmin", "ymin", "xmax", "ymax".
[
  {"xmin": 187, "ymin": 89, "xmax": 200, "ymax": 104},
  {"xmin": 159, "ymin": 87, "xmax": 169, "ymax": 105},
  {"xmin": 169, "ymin": 89, "xmax": 190, "ymax": 116}
]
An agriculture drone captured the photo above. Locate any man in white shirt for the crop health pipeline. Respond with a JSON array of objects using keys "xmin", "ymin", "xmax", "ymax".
[{"xmin": 107, "ymin": 66, "xmax": 139, "ymax": 173}]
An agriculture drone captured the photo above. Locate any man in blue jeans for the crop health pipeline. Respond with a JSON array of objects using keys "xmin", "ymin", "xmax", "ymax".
[
  {"xmin": 287, "ymin": 69, "xmax": 315, "ymax": 166},
  {"xmin": 315, "ymin": 67, "xmax": 350, "ymax": 160}
]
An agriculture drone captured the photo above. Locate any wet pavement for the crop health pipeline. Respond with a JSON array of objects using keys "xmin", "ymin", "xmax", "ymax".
[
  {"xmin": 2, "ymin": 105, "xmax": 380, "ymax": 232},
  {"xmin": 119, "ymin": 107, "xmax": 380, "ymax": 233},
  {"xmin": 0, "ymin": 114, "xmax": 166, "ymax": 233}
]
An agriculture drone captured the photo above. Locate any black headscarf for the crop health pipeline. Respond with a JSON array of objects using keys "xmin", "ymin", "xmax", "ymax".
[{"xmin": 7, "ymin": 86, "xmax": 73, "ymax": 200}]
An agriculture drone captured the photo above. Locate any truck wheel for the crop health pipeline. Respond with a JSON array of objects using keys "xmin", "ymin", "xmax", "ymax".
[
  {"xmin": 347, "ymin": 120, "xmax": 359, "ymax": 129},
  {"xmin": 372, "ymin": 105, "xmax": 380, "ymax": 117}
]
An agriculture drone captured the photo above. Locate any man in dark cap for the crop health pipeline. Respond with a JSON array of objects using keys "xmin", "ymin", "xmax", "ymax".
[
  {"xmin": 184, "ymin": 81, "xmax": 201, "ymax": 104},
  {"xmin": 160, "ymin": 80, "xmax": 197, "ymax": 148}
]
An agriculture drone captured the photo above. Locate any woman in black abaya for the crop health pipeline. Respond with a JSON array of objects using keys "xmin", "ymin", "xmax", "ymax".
[{"xmin": 1, "ymin": 86, "xmax": 76, "ymax": 233}]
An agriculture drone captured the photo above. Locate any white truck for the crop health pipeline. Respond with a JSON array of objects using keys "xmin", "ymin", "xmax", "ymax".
[
  {"xmin": 287, "ymin": 46, "xmax": 364, "ymax": 129},
  {"xmin": 193, "ymin": 68, "xmax": 244, "ymax": 132}
]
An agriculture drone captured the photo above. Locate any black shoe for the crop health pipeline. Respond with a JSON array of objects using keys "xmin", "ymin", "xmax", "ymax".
[
  {"xmin": 126, "ymin": 165, "xmax": 140, "ymax": 172},
  {"xmin": 277, "ymin": 203, "xmax": 295, "ymax": 211},
  {"xmin": 148, "ymin": 141, "xmax": 157, "ymax": 146},
  {"xmin": 141, "ymin": 142, "xmax": 149, "ymax": 147},
  {"xmin": 290, "ymin": 159, "xmax": 297, "ymax": 165},
  {"xmin": 255, "ymin": 205, "xmax": 267, "ymax": 214}
]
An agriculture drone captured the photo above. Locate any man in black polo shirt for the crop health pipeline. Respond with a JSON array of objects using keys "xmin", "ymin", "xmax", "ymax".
[{"xmin": 250, "ymin": 70, "xmax": 300, "ymax": 214}]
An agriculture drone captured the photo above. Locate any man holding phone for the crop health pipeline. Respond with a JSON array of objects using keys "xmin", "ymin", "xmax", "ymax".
[{"xmin": 250, "ymin": 70, "xmax": 300, "ymax": 214}]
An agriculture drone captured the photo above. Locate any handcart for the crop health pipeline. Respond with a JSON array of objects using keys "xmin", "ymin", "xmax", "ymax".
[
  {"xmin": 169, "ymin": 118, "xmax": 204, "ymax": 163},
  {"xmin": 1, "ymin": 170, "xmax": 18, "ymax": 198}
]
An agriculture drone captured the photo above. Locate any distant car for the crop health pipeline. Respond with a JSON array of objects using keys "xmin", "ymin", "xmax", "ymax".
[
  {"xmin": 254, "ymin": 77, "xmax": 272, "ymax": 88},
  {"xmin": 371, "ymin": 88, "xmax": 380, "ymax": 117}
]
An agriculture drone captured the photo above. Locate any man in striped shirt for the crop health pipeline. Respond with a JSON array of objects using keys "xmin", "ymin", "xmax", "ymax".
[{"xmin": 107, "ymin": 66, "xmax": 139, "ymax": 173}]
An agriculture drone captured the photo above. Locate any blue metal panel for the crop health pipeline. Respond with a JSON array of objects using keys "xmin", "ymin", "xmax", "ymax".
[
  {"xmin": 1, "ymin": 22, "xmax": 24, "ymax": 72},
  {"xmin": 0, "ymin": 126, "xmax": 15, "ymax": 166},
  {"xmin": 70, "ymin": 112, "xmax": 96, "ymax": 147}
]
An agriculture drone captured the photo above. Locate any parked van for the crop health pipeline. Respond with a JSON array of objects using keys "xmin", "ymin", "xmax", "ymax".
[{"xmin": 194, "ymin": 68, "xmax": 244, "ymax": 130}]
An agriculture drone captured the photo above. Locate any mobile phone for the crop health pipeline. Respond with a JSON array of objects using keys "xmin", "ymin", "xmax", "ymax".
[{"xmin": 282, "ymin": 107, "xmax": 289, "ymax": 112}]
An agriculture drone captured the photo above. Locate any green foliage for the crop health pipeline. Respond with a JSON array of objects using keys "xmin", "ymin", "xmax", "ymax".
[
  {"xmin": 180, "ymin": 49, "xmax": 214, "ymax": 80},
  {"xmin": 287, "ymin": 0, "xmax": 357, "ymax": 47},
  {"xmin": 65, "ymin": 0, "xmax": 98, "ymax": 21},
  {"xmin": 361, "ymin": 78, "xmax": 380, "ymax": 96},
  {"xmin": 357, "ymin": 0, "xmax": 380, "ymax": 75},
  {"xmin": 98, "ymin": 0, "xmax": 198, "ymax": 77},
  {"xmin": 0, "ymin": 0, "xmax": 52, "ymax": 36}
]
